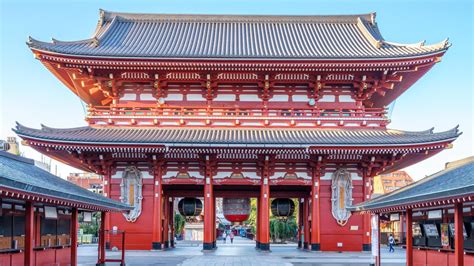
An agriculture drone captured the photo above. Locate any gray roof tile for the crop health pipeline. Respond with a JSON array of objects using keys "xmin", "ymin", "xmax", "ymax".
[
  {"xmin": 14, "ymin": 123, "xmax": 460, "ymax": 147},
  {"xmin": 27, "ymin": 10, "xmax": 449, "ymax": 60},
  {"xmin": 0, "ymin": 151, "xmax": 131, "ymax": 211},
  {"xmin": 351, "ymin": 157, "xmax": 474, "ymax": 211}
]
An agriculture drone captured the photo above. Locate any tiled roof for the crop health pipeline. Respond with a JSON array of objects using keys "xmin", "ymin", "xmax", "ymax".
[
  {"xmin": 0, "ymin": 151, "xmax": 131, "ymax": 211},
  {"xmin": 27, "ymin": 10, "xmax": 449, "ymax": 60},
  {"xmin": 351, "ymin": 157, "xmax": 474, "ymax": 211},
  {"xmin": 14, "ymin": 123, "xmax": 460, "ymax": 147}
]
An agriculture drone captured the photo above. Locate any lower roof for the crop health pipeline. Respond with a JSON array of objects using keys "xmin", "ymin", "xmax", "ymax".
[
  {"xmin": 0, "ymin": 151, "xmax": 131, "ymax": 212},
  {"xmin": 14, "ymin": 123, "xmax": 460, "ymax": 148},
  {"xmin": 351, "ymin": 157, "xmax": 474, "ymax": 212}
]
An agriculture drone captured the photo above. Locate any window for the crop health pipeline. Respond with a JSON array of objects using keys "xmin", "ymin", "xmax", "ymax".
[{"xmin": 0, "ymin": 215, "xmax": 13, "ymax": 250}]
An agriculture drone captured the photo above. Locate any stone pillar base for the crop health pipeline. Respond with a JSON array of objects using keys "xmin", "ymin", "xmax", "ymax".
[
  {"xmin": 303, "ymin": 242, "xmax": 309, "ymax": 249},
  {"xmin": 297, "ymin": 240, "xmax": 302, "ymax": 248},
  {"xmin": 152, "ymin": 242, "xmax": 162, "ymax": 250},
  {"xmin": 311, "ymin": 243, "xmax": 320, "ymax": 251},
  {"xmin": 259, "ymin": 243, "xmax": 270, "ymax": 251},
  {"xmin": 203, "ymin": 242, "xmax": 214, "ymax": 250},
  {"xmin": 363, "ymin": 244, "xmax": 372, "ymax": 251}
]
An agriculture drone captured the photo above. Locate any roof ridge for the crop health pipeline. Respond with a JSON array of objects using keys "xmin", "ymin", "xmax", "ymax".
[
  {"xmin": 100, "ymin": 9, "xmax": 376, "ymax": 24},
  {"xmin": 0, "ymin": 150, "xmax": 34, "ymax": 165}
]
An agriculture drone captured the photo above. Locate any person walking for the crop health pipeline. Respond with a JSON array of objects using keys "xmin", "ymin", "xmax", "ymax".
[
  {"xmin": 230, "ymin": 231, "xmax": 235, "ymax": 244},
  {"xmin": 388, "ymin": 234, "xmax": 395, "ymax": 253},
  {"xmin": 222, "ymin": 231, "xmax": 227, "ymax": 244}
]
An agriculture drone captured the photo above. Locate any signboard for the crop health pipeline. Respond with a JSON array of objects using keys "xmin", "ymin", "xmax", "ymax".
[
  {"xmin": 44, "ymin": 206, "xmax": 58, "ymax": 219},
  {"xmin": 371, "ymin": 215, "xmax": 379, "ymax": 257},
  {"xmin": 413, "ymin": 223, "xmax": 423, "ymax": 237},
  {"xmin": 83, "ymin": 212, "xmax": 92, "ymax": 222},
  {"xmin": 440, "ymin": 223, "xmax": 449, "ymax": 247},
  {"xmin": 390, "ymin": 213, "xmax": 400, "ymax": 221},
  {"xmin": 427, "ymin": 210, "xmax": 442, "ymax": 219},
  {"xmin": 448, "ymin": 223, "xmax": 468, "ymax": 238},
  {"xmin": 423, "ymin": 224, "xmax": 439, "ymax": 237}
]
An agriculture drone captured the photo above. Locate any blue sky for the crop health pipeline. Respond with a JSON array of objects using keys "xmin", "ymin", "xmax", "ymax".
[{"xmin": 1, "ymin": 0, "xmax": 472, "ymax": 179}]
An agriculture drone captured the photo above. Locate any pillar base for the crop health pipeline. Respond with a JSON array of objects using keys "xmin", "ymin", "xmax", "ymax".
[
  {"xmin": 152, "ymin": 242, "xmax": 162, "ymax": 250},
  {"xmin": 164, "ymin": 241, "xmax": 169, "ymax": 249},
  {"xmin": 203, "ymin": 242, "xmax": 214, "ymax": 250},
  {"xmin": 96, "ymin": 264, "xmax": 105, "ymax": 266},
  {"xmin": 105, "ymin": 241, "xmax": 110, "ymax": 250},
  {"xmin": 362, "ymin": 244, "xmax": 371, "ymax": 251},
  {"xmin": 303, "ymin": 242, "xmax": 309, "ymax": 249},
  {"xmin": 297, "ymin": 240, "xmax": 302, "ymax": 248},
  {"xmin": 170, "ymin": 240, "xmax": 175, "ymax": 248},
  {"xmin": 259, "ymin": 243, "xmax": 270, "ymax": 251},
  {"xmin": 311, "ymin": 243, "xmax": 320, "ymax": 251},
  {"xmin": 256, "ymin": 241, "xmax": 260, "ymax": 249}
]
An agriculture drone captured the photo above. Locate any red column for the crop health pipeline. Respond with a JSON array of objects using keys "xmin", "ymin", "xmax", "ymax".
[
  {"xmin": 256, "ymin": 197, "xmax": 260, "ymax": 248},
  {"xmin": 310, "ymin": 168, "xmax": 320, "ymax": 251},
  {"xmin": 376, "ymin": 214, "xmax": 381, "ymax": 266},
  {"xmin": 163, "ymin": 195, "xmax": 170, "ymax": 249},
  {"xmin": 203, "ymin": 157, "xmax": 214, "ymax": 250},
  {"xmin": 259, "ymin": 157, "xmax": 270, "ymax": 251},
  {"xmin": 298, "ymin": 199, "xmax": 303, "ymax": 249},
  {"xmin": 170, "ymin": 198, "xmax": 175, "ymax": 248},
  {"xmin": 212, "ymin": 196, "xmax": 216, "ymax": 248},
  {"xmin": 152, "ymin": 164, "xmax": 163, "ymax": 249},
  {"xmin": 97, "ymin": 211, "xmax": 107, "ymax": 265},
  {"xmin": 71, "ymin": 208, "xmax": 78, "ymax": 266},
  {"xmin": 24, "ymin": 201, "xmax": 34, "ymax": 266},
  {"xmin": 406, "ymin": 209, "xmax": 413, "ymax": 266},
  {"xmin": 103, "ymin": 171, "xmax": 112, "ymax": 249},
  {"xmin": 303, "ymin": 198, "xmax": 310, "ymax": 249},
  {"xmin": 363, "ymin": 174, "xmax": 372, "ymax": 251},
  {"xmin": 454, "ymin": 202, "xmax": 464, "ymax": 266}
]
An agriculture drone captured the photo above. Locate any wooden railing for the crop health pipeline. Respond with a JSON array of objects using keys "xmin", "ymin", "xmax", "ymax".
[{"xmin": 86, "ymin": 105, "xmax": 388, "ymax": 127}]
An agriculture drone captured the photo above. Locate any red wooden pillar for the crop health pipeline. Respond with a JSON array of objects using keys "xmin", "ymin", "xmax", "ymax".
[
  {"xmin": 298, "ymin": 198, "xmax": 303, "ymax": 249},
  {"xmin": 406, "ymin": 209, "xmax": 413, "ymax": 266},
  {"xmin": 97, "ymin": 211, "xmax": 107, "ymax": 265},
  {"xmin": 203, "ymin": 156, "xmax": 214, "ymax": 250},
  {"xmin": 24, "ymin": 201, "xmax": 34, "ymax": 266},
  {"xmin": 256, "ymin": 197, "xmax": 260, "ymax": 249},
  {"xmin": 303, "ymin": 197, "xmax": 310, "ymax": 250},
  {"xmin": 103, "ymin": 170, "xmax": 112, "ymax": 249},
  {"xmin": 212, "ymin": 196, "xmax": 216, "ymax": 248},
  {"xmin": 454, "ymin": 202, "xmax": 464, "ymax": 266},
  {"xmin": 163, "ymin": 195, "xmax": 170, "ymax": 249},
  {"xmin": 152, "ymin": 163, "xmax": 163, "ymax": 249},
  {"xmin": 363, "ymin": 174, "xmax": 372, "ymax": 251},
  {"xmin": 71, "ymin": 208, "xmax": 78, "ymax": 266},
  {"xmin": 259, "ymin": 157, "xmax": 270, "ymax": 251},
  {"xmin": 170, "ymin": 198, "xmax": 175, "ymax": 248},
  {"xmin": 310, "ymin": 168, "xmax": 321, "ymax": 251}
]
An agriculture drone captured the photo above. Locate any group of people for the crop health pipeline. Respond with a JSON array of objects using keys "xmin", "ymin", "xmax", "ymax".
[{"xmin": 222, "ymin": 231, "xmax": 235, "ymax": 244}]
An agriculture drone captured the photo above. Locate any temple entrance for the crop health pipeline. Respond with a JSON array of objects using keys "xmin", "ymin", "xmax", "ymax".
[{"xmin": 165, "ymin": 183, "xmax": 310, "ymax": 253}]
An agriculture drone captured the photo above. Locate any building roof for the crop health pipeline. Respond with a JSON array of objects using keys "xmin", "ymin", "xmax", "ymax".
[
  {"xmin": 27, "ymin": 10, "xmax": 449, "ymax": 60},
  {"xmin": 351, "ymin": 157, "xmax": 474, "ymax": 212},
  {"xmin": 14, "ymin": 123, "xmax": 460, "ymax": 148},
  {"xmin": 0, "ymin": 151, "xmax": 131, "ymax": 211}
]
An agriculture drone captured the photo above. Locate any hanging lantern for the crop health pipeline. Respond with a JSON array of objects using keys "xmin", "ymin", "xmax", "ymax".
[
  {"xmin": 178, "ymin": 198, "xmax": 202, "ymax": 217},
  {"xmin": 271, "ymin": 198, "xmax": 295, "ymax": 217},
  {"xmin": 223, "ymin": 198, "xmax": 251, "ymax": 223}
]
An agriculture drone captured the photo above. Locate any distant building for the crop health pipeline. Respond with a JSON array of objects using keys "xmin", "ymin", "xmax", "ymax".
[
  {"xmin": 374, "ymin": 171, "xmax": 414, "ymax": 194},
  {"xmin": 67, "ymin": 172, "xmax": 104, "ymax": 194}
]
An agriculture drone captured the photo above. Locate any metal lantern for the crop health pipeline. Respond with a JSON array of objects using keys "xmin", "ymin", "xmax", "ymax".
[
  {"xmin": 223, "ymin": 198, "xmax": 251, "ymax": 222},
  {"xmin": 271, "ymin": 198, "xmax": 295, "ymax": 217},
  {"xmin": 178, "ymin": 198, "xmax": 203, "ymax": 217}
]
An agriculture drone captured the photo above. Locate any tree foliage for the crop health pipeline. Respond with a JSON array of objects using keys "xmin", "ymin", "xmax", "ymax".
[{"xmin": 174, "ymin": 213, "xmax": 186, "ymax": 236}]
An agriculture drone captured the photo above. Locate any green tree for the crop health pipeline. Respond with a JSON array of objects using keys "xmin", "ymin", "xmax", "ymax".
[{"xmin": 174, "ymin": 213, "xmax": 186, "ymax": 237}]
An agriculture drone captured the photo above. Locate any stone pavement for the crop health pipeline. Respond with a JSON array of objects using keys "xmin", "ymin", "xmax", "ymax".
[{"xmin": 78, "ymin": 236, "xmax": 406, "ymax": 266}]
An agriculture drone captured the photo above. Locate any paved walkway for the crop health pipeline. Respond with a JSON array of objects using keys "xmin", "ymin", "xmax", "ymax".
[{"xmin": 78, "ymin": 237, "xmax": 406, "ymax": 266}]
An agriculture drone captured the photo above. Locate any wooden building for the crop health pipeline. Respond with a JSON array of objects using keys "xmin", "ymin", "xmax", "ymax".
[
  {"xmin": 0, "ymin": 151, "xmax": 131, "ymax": 265},
  {"xmin": 15, "ymin": 10, "xmax": 460, "ymax": 251},
  {"xmin": 352, "ymin": 157, "xmax": 474, "ymax": 266}
]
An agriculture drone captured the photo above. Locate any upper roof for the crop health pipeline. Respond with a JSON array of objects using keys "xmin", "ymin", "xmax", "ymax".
[
  {"xmin": 0, "ymin": 151, "xmax": 131, "ymax": 211},
  {"xmin": 27, "ymin": 10, "xmax": 449, "ymax": 60},
  {"xmin": 351, "ymin": 156, "xmax": 474, "ymax": 212},
  {"xmin": 14, "ymin": 123, "xmax": 460, "ymax": 148}
]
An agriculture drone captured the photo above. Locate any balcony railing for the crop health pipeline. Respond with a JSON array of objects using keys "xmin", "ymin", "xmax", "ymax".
[{"xmin": 86, "ymin": 105, "xmax": 388, "ymax": 127}]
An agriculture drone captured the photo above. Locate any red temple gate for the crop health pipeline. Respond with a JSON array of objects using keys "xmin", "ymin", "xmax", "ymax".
[{"xmin": 16, "ymin": 10, "xmax": 459, "ymax": 252}]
